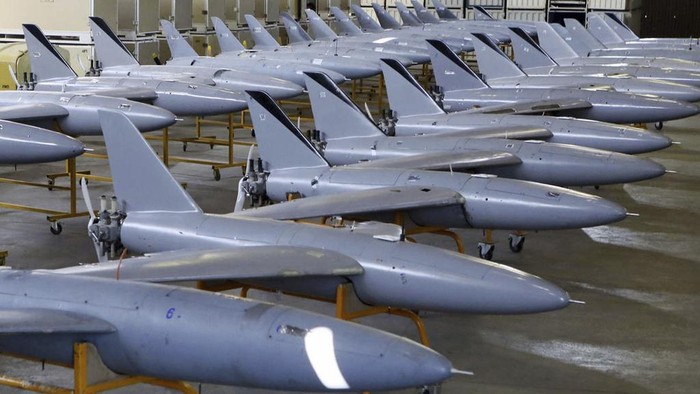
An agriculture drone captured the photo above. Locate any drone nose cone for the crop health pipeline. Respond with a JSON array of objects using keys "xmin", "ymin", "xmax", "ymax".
[
  {"xmin": 556, "ymin": 189, "xmax": 628, "ymax": 228},
  {"xmin": 335, "ymin": 334, "xmax": 453, "ymax": 390},
  {"xmin": 616, "ymin": 80, "xmax": 700, "ymax": 102},
  {"xmin": 644, "ymin": 132, "xmax": 674, "ymax": 152},
  {"xmin": 154, "ymin": 82, "xmax": 247, "ymax": 116},
  {"xmin": 679, "ymin": 100, "xmax": 700, "ymax": 117},
  {"xmin": 0, "ymin": 124, "xmax": 86, "ymax": 164},
  {"xmin": 259, "ymin": 81, "xmax": 304, "ymax": 100},
  {"xmin": 125, "ymin": 103, "xmax": 177, "ymax": 132},
  {"xmin": 205, "ymin": 91, "xmax": 248, "ymax": 115},
  {"xmin": 351, "ymin": 241, "xmax": 571, "ymax": 314},
  {"xmin": 642, "ymin": 97, "xmax": 700, "ymax": 122},
  {"xmin": 619, "ymin": 128, "xmax": 673, "ymax": 154},
  {"xmin": 185, "ymin": 85, "xmax": 248, "ymax": 115},
  {"xmin": 661, "ymin": 83, "xmax": 700, "ymax": 102},
  {"xmin": 464, "ymin": 177, "xmax": 627, "ymax": 230},
  {"xmin": 339, "ymin": 62, "xmax": 381, "ymax": 79},
  {"xmin": 408, "ymin": 52, "xmax": 431, "ymax": 64},
  {"xmin": 214, "ymin": 72, "xmax": 304, "ymax": 100},
  {"xmin": 554, "ymin": 120, "xmax": 673, "ymax": 154},
  {"xmin": 608, "ymin": 154, "xmax": 666, "ymax": 183},
  {"xmin": 482, "ymin": 266, "xmax": 570, "ymax": 314},
  {"xmin": 37, "ymin": 129, "xmax": 86, "ymax": 161},
  {"xmin": 58, "ymin": 135, "xmax": 87, "ymax": 159},
  {"xmin": 274, "ymin": 312, "xmax": 453, "ymax": 391},
  {"xmin": 660, "ymin": 98, "xmax": 700, "ymax": 121}
]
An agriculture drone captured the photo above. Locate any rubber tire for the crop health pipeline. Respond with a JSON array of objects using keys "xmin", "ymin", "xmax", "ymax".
[
  {"xmin": 509, "ymin": 236, "xmax": 525, "ymax": 253},
  {"xmin": 50, "ymin": 222, "xmax": 62, "ymax": 235},
  {"xmin": 479, "ymin": 245, "xmax": 494, "ymax": 260}
]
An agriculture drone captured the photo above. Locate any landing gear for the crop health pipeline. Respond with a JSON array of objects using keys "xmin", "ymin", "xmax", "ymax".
[
  {"xmin": 478, "ymin": 242, "xmax": 495, "ymax": 260},
  {"xmin": 49, "ymin": 221, "xmax": 62, "ymax": 235},
  {"xmin": 479, "ymin": 229, "xmax": 495, "ymax": 260},
  {"xmin": 654, "ymin": 121, "xmax": 664, "ymax": 131},
  {"xmin": 213, "ymin": 168, "xmax": 221, "ymax": 181},
  {"xmin": 419, "ymin": 385, "xmax": 441, "ymax": 394},
  {"xmin": 508, "ymin": 233, "xmax": 526, "ymax": 253}
]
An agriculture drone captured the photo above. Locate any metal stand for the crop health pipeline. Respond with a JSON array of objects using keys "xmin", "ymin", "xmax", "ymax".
[
  {"xmin": 334, "ymin": 283, "xmax": 430, "ymax": 346},
  {"xmin": 278, "ymin": 99, "xmax": 315, "ymax": 123},
  {"xmin": 345, "ymin": 75, "xmax": 385, "ymax": 118},
  {"xmin": 405, "ymin": 227, "xmax": 465, "ymax": 254},
  {"xmin": 0, "ymin": 157, "xmax": 91, "ymax": 234},
  {"xmin": 0, "ymin": 343, "xmax": 196, "ymax": 394},
  {"xmin": 392, "ymin": 212, "xmax": 466, "ymax": 254},
  {"xmin": 150, "ymin": 115, "xmax": 250, "ymax": 181}
]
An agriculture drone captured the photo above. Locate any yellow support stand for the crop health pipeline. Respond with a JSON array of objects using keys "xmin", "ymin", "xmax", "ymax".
[
  {"xmin": 278, "ymin": 99, "xmax": 315, "ymax": 123},
  {"xmin": 0, "ymin": 343, "xmax": 196, "ymax": 394},
  {"xmin": 484, "ymin": 229, "xmax": 494, "ymax": 244},
  {"xmin": 393, "ymin": 212, "xmax": 466, "ymax": 254},
  {"xmin": 152, "ymin": 117, "xmax": 249, "ymax": 180},
  {"xmin": 405, "ymin": 227, "xmax": 465, "ymax": 254},
  {"xmin": 341, "ymin": 75, "xmax": 384, "ymax": 119},
  {"xmin": 335, "ymin": 283, "xmax": 430, "ymax": 347},
  {"xmin": 0, "ymin": 157, "xmax": 92, "ymax": 233}
]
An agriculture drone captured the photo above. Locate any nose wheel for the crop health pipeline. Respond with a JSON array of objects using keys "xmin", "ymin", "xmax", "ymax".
[
  {"xmin": 478, "ymin": 229, "xmax": 495, "ymax": 260},
  {"xmin": 654, "ymin": 121, "xmax": 664, "ymax": 131},
  {"xmin": 478, "ymin": 242, "xmax": 495, "ymax": 260},
  {"xmin": 49, "ymin": 221, "xmax": 62, "ymax": 235},
  {"xmin": 420, "ymin": 385, "xmax": 441, "ymax": 394},
  {"xmin": 508, "ymin": 233, "xmax": 526, "ymax": 253}
]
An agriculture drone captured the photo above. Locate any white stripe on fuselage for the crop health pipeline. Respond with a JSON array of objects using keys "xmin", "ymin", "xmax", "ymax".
[
  {"xmin": 304, "ymin": 327, "xmax": 350, "ymax": 389},
  {"xmin": 372, "ymin": 37, "xmax": 398, "ymax": 44}
]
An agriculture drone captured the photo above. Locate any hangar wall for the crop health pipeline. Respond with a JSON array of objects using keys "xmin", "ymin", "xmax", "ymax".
[{"xmin": 640, "ymin": 0, "xmax": 700, "ymax": 38}]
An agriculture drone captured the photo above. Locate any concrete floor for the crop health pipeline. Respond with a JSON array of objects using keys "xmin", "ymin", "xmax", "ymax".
[{"xmin": 0, "ymin": 112, "xmax": 698, "ymax": 394}]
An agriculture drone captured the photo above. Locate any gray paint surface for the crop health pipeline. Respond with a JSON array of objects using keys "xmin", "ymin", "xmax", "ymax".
[
  {"xmin": 95, "ymin": 109, "xmax": 572, "ymax": 315},
  {"xmin": 0, "ymin": 270, "xmax": 451, "ymax": 391}
]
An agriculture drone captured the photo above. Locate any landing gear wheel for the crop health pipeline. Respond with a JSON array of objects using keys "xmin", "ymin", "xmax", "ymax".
[
  {"xmin": 508, "ymin": 234, "xmax": 525, "ymax": 253},
  {"xmin": 182, "ymin": 142, "xmax": 188, "ymax": 152},
  {"xmin": 209, "ymin": 143, "xmax": 214, "ymax": 149},
  {"xmin": 478, "ymin": 242, "xmax": 495, "ymax": 260},
  {"xmin": 655, "ymin": 121, "xmax": 664, "ymax": 131},
  {"xmin": 420, "ymin": 385, "xmax": 441, "ymax": 394},
  {"xmin": 47, "ymin": 179, "xmax": 54, "ymax": 191},
  {"xmin": 50, "ymin": 222, "xmax": 62, "ymax": 235},
  {"xmin": 213, "ymin": 168, "xmax": 221, "ymax": 181}
]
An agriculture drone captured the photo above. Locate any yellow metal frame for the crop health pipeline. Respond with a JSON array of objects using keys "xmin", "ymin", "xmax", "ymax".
[
  {"xmin": 346, "ymin": 75, "xmax": 385, "ymax": 118},
  {"xmin": 405, "ymin": 226, "xmax": 465, "ymax": 254},
  {"xmin": 0, "ymin": 157, "xmax": 91, "ymax": 227},
  {"xmin": 483, "ymin": 229, "xmax": 494, "ymax": 244},
  {"xmin": 0, "ymin": 343, "xmax": 196, "ymax": 394},
  {"xmin": 335, "ymin": 283, "xmax": 430, "ymax": 346},
  {"xmin": 392, "ymin": 211, "xmax": 466, "ymax": 254},
  {"xmin": 147, "ymin": 116, "xmax": 251, "ymax": 180}
]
